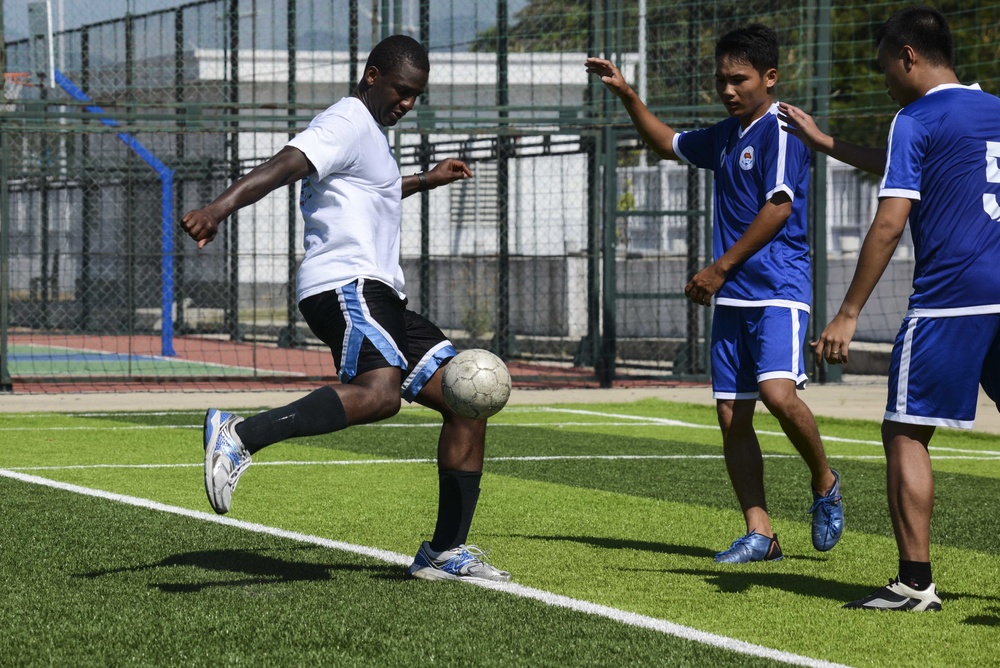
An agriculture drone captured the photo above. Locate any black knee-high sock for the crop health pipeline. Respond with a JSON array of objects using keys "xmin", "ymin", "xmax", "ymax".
[
  {"xmin": 235, "ymin": 385, "xmax": 348, "ymax": 454},
  {"xmin": 429, "ymin": 470, "xmax": 482, "ymax": 552}
]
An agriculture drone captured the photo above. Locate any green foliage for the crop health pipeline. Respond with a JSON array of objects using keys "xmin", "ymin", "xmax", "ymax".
[{"xmin": 475, "ymin": 1, "xmax": 1000, "ymax": 139}]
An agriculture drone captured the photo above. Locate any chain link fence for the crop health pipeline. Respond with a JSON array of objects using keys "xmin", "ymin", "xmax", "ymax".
[{"xmin": 2, "ymin": 0, "xmax": 999, "ymax": 392}]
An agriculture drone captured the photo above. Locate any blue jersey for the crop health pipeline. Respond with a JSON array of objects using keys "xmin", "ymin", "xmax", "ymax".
[
  {"xmin": 674, "ymin": 103, "xmax": 812, "ymax": 309},
  {"xmin": 880, "ymin": 84, "xmax": 1000, "ymax": 315}
]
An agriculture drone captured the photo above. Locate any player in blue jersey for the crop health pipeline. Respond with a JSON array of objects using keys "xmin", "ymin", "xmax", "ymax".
[
  {"xmin": 781, "ymin": 5, "xmax": 1000, "ymax": 610},
  {"xmin": 587, "ymin": 24, "xmax": 844, "ymax": 563}
]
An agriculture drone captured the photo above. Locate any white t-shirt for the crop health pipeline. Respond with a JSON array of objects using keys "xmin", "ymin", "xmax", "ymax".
[{"xmin": 287, "ymin": 96, "xmax": 405, "ymax": 302}]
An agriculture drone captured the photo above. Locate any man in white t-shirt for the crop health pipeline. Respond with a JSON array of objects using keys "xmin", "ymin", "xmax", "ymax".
[{"xmin": 181, "ymin": 35, "xmax": 510, "ymax": 583}]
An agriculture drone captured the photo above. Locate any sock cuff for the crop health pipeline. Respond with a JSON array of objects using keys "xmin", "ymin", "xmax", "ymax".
[{"xmin": 439, "ymin": 469, "xmax": 483, "ymax": 480}]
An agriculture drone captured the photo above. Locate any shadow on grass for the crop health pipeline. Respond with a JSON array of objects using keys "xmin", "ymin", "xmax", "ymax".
[
  {"xmin": 510, "ymin": 533, "xmax": 718, "ymax": 559},
  {"xmin": 963, "ymin": 605, "xmax": 1000, "ymax": 626},
  {"xmin": 668, "ymin": 568, "xmax": 874, "ymax": 603},
  {"xmin": 76, "ymin": 548, "xmax": 403, "ymax": 592},
  {"xmin": 509, "ymin": 533, "xmax": 828, "ymax": 563}
]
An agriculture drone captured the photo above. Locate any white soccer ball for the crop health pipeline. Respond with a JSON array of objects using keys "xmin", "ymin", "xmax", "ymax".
[{"xmin": 441, "ymin": 349, "xmax": 512, "ymax": 419}]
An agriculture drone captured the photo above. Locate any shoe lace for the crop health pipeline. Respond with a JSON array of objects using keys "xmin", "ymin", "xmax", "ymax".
[
  {"xmin": 808, "ymin": 487, "xmax": 841, "ymax": 515},
  {"xmin": 461, "ymin": 544, "xmax": 491, "ymax": 562},
  {"xmin": 222, "ymin": 425, "xmax": 251, "ymax": 489},
  {"xmin": 723, "ymin": 531, "xmax": 758, "ymax": 553},
  {"xmin": 228, "ymin": 452, "xmax": 251, "ymax": 490},
  {"xmin": 458, "ymin": 544, "xmax": 503, "ymax": 571}
]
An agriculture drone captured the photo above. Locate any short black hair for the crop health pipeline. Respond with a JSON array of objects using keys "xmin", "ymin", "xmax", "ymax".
[
  {"xmin": 876, "ymin": 5, "xmax": 953, "ymax": 68},
  {"xmin": 715, "ymin": 24, "xmax": 779, "ymax": 75},
  {"xmin": 365, "ymin": 35, "xmax": 430, "ymax": 76}
]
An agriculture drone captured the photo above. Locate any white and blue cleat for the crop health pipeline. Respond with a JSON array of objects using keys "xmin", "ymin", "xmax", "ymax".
[
  {"xmin": 203, "ymin": 408, "xmax": 251, "ymax": 515},
  {"xmin": 408, "ymin": 542, "xmax": 512, "ymax": 582}
]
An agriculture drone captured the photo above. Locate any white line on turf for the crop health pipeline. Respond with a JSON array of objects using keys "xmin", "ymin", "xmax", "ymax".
[
  {"xmin": 0, "ymin": 467, "xmax": 851, "ymax": 668},
  {"xmin": 8, "ymin": 406, "xmax": 999, "ymax": 456},
  {"xmin": 532, "ymin": 407, "xmax": 1000, "ymax": 457},
  {"xmin": 8, "ymin": 452, "xmax": 1000, "ymax": 472},
  {"xmin": 0, "ymin": 421, "xmax": 695, "ymax": 432}
]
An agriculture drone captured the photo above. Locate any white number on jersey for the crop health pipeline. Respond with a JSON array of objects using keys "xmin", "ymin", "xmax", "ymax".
[{"xmin": 985, "ymin": 141, "xmax": 1000, "ymax": 221}]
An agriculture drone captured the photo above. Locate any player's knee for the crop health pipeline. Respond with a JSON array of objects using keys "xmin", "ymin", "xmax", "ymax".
[
  {"xmin": 758, "ymin": 384, "xmax": 798, "ymax": 417},
  {"xmin": 370, "ymin": 392, "xmax": 401, "ymax": 421}
]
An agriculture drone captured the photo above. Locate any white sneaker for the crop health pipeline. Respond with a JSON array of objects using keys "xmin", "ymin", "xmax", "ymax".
[
  {"xmin": 844, "ymin": 579, "xmax": 942, "ymax": 611},
  {"xmin": 203, "ymin": 409, "xmax": 251, "ymax": 515},
  {"xmin": 408, "ymin": 541, "xmax": 512, "ymax": 582}
]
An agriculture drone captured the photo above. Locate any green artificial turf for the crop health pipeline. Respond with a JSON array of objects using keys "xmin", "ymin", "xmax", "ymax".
[{"xmin": 2, "ymin": 399, "xmax": 999, "ymax": 666}]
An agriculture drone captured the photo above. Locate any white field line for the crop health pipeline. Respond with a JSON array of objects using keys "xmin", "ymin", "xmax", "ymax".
[
  {"xmin": 0, "ymin": 467, "xmax": 850, "ymax": 668},
  {"xmin": 9, "ymin": 452, "xmax": 1000, "ymax": 473},
  {"xmin": 527, "ymin": 407, "xmax": 1000, "ymax": 457},
  {"xmin": 15, "ymin": 343, "xmax": 304, "ymax": 376},
  {"xmin": 7, "ymin": 405, "xmax": 998, "ymax": 457},
  {"xmin": 0, "ymin": 421, "xmax": 676, "ymax": 432}
]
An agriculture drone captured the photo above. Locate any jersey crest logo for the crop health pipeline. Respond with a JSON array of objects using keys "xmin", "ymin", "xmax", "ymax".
[{"xmin": 739, "ymin": 146, "xmax": 755, "ymax": 171}]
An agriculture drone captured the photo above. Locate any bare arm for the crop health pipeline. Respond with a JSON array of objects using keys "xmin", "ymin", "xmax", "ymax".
[
  {"xmin": 401, "ymin": 158, "xmax": 473, "ymax": 199},
  {"xmin": 585, "ymin": 57, "xmax": 679, "ymax": 160},
  {"xmin": 777, "ymin": 102, "xmax": 886, "ymax": 176},
  {"xmin": 181, "ymin": 146, "xmax": 314, "ymax": 248},
  {"xmin": 813, "ymin": 197, "xmax": 911, "ymax": 366},
  {"xmin": 684, "ymin": 193, "xmax": 793, "ymax": 305}
]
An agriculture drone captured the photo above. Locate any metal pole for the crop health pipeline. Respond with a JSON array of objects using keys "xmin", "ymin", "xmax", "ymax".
[
  {"xmin": 682, "ymin": 5, "xmax": 700, "ymax": 375},
  {"xmin": 125, "ymin": 13, "xmax": 136, "ymax": 356},
  {"xmin": 279, "ymin": 0, "xmax": 300, "ymax": 348},
  {"xmin": 80, "ymin": 28, "xmax": 93, "ymax": 331},
  {"xmin": 494, "ymin": 0, "xmax": 512, "ymax": 359},
  {"xmin": 40, "ymin": 83, "xmax": 51, "ymax": 330},
  {"xmin": 637, "ymin": 0, "xmax": 646, "ymax": 168},
  {"xmin": 0, "ymin": 0, "xmax": 11, "ymax": 391},
  {"xmin": 575, "ymin": 0, "xmax": 602, "ymax": 370},
  {"xmin": 349, "ymin": 0, "xmax": 359, "ymax": 95},
  {"xmin": 418, "ymin": 0, "xmax": 431, "ymax": 317},
  {"xmin": 227, "ymin": 0, "xmax": 241, "ymax": 341},
  {"xmin": 173, "ymin": 10, "xmax": 186, "ymax": 334},
  {"xmin": 812, "ymin": 0, "xmax": 839, "ymax": 382},
  {"xmin": 598, "ymin": 0, "xmax": 617, "ymax": 387}
]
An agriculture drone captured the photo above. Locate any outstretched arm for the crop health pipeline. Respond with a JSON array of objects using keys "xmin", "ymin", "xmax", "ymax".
[
  {"xmin": 181, "ymin": 146, "xmax": 314, "ymax": 248},
  {"xmin": 402, "ymin": 158, "xmax": 473, "ymax": 199},
  {"xmin": 585, "ymin": 57, "xmax": 679, "ymax": 160},
  {"xmin": 777, "ymin": 102, "xmax": 886, "ymax": 176},
  {"xmin": 813, "ymin": 197, "xmax": 911, "ymax": 366}
]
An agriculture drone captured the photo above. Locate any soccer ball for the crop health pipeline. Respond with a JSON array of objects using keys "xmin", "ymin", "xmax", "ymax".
[{"xmin": 441, "ymin": 349, "xmax": 512, "ymax": 419}]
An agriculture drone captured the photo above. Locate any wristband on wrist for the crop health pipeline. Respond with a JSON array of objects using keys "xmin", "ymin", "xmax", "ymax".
[{"xmin": 417, "ymin": 172, "xmax": 428, "ymax": 191}]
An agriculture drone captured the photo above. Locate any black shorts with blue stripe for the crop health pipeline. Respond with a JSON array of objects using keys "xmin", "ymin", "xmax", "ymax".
[{"xmin": 298, "ymin": 278, "xmax": 457, "ymax": 401}]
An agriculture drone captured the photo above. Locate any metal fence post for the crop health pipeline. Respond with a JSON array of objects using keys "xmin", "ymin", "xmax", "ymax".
[
  {"xmin": 812, "ymin": 0, "xmax": 840, "ymax": 383},
  {"xmin": 0, "ymin": 0, "xmax": 10, "ymax": 392},
  {"xmin": 418, "ymin": 0, "xmax": 431, "ymax": 318},
  {"xmin": 494, "ymin": 0, "xmax": 513, "ymax": 360}
]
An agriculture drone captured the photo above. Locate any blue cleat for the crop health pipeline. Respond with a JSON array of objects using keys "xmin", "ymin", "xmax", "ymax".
[
  {"xmin": 408, "ymin": 542, "xmax": 512, "ymax": 582},
  {"xmin": 203, "ymin": 408, "xmax": 251, "ymax": 515},
  {"xmin": 809, "ymin": 469, "xmax": 844, "ymax": 551},
  {"xmin": 714, "ymin": 531, "xmax": 783, "ymax": 563}
]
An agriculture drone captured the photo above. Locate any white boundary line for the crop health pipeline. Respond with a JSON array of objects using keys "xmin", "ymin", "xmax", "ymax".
[
  {"xmin": 12, "ymin": 342, "xmax": 305, "ymax": 376},
  {"xmin": 7, "ymin": 405, "xmax": 999, "ymax": 457},
  {"xmin": 9, "ymin": 452, "xmax": 1000, "ymax": 473},
  {"xmin": 0, "ymin": 468, "xmax": 850, "ymax": 668}
]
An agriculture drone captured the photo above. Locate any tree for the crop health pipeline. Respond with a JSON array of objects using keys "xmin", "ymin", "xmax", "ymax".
[{"xmin": 472, "ymin": 0, "xmax": 1000, "ymax": 143}]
